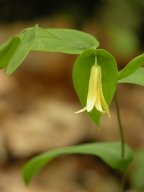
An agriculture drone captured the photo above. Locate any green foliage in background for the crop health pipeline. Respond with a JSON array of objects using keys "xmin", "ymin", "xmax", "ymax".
[{"xmin": 118, "ymin": 67, "xmax": 144, "ymax": 86}]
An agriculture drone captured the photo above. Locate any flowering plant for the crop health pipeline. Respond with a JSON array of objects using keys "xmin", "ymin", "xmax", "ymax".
[{"xmin": 0, "ymin": 25, "xmax": 144, "ymax": 191}]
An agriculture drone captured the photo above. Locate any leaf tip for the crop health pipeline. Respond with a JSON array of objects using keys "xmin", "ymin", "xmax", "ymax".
[{"xmin": 22, "ymin": 167, "xmax": 30, "ymax": 186}]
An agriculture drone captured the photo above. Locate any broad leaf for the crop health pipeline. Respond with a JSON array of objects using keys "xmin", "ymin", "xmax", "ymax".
[
  {"xmin": 0, "ymin": 37, "xmax": 20, "ymax": 69},
  {"xmin": 118, "ymin": 53, "xmax": 144, "ymax": 80},
  {"xmin": 0, "ymin": 26, "xmax": 99, "ymax": 74},
  {"xmin": 73, "ymin": 48, "xmax": 118, "ymax": 126},
  {"xmin": 6, "ymin": 26, "xmax": 37, "ymax": 75},
  {"xmin": 118, "ymin": 67, "xmax": 144, "ymax": 86},
  {"xmin": 32, "ymin": 28, "xmax": 99, "ymax": 54},
  {"xmin": 22, "ymin": 142, "xmax": 133, "ymax": 185}
]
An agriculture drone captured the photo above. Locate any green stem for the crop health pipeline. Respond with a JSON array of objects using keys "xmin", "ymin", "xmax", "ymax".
[
  {"xmin": 121, "ymin": 173, "xmax": 126, "ymax": 192},
  {"xmin": 114, "ymin": 92, "xmax": 125, "ymax": 159},
  {"xmin": 114, "ymin": 92, "xmax": 126, "ymax": 192}
]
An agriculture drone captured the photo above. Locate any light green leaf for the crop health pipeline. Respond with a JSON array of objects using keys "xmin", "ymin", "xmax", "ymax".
[
  {"xmin": 0, "ymin": 26, "xmax": 99, "ymax": 74},
  {"xmin": 32, "ymin": 28, "xmax": 99, "ymax": 54},
  {"xmin": 118, "ymin": 67, "xmax": 144, "ymax": 86},
  {"xmin": 6, "ymin": 26, "xmax": 37, "ymax": 75},
  {"xmin": 22, "ymin": 142, "xmax": 133, "ymax": 185},
  {"xmin": 73, "ymin": 48, "xmax": 118, "ymax": 126},
  {"xmin": 118, "ymin": 54, "xmax": 144, "ymax": 80},
  {"xmin": 0, "ymin": 37, "xmax": 21, "ymax": 69}
]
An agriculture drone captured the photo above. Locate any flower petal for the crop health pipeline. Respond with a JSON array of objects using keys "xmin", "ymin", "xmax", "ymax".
[
  {"xmin": 100, "ymin": 88, "xmax": 111, "ymax": 117},
  {"xmin": 86, "ymin": 65, "xmax": 98, "ymax": 112},
  {"xmin": 99, "ymin": 66, "xmax": 110, "ymax": 116},
  {"xmin": 75, "ymin": 107, "xmax": 87, "ymax": 114},
  {"xmin": 94, "ymin": 66, "xmax": 104, "ymax": 113}
]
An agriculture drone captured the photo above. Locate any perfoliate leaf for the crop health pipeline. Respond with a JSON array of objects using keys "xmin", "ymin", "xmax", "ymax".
[
  {"xmin": 0, "ymin": 37, "xmax": 21, "ymax": 69},
  {"xmin": 6, "ymin": 26, "xmax": 37, "ymax": 75},
  {"xmin": 118, "ymin": 53, "xmax": 144, "ymax": 80},
  {"xmin": 118, "ymin": 67, "xmax": 144, "ymax": 86},
  {"xmin": 32, "ymin": 28, "xmax": 99, "ymax": 54},
  {"xmin": 22, "ymin": 142, "xmax": 133, "ymax": 185},
  {"xmin": 73, "ymin": 48, "xmax": 118, "ymax": 126},
  {"xmin": 0, "ymin": 26, "xmax": 99, "ymax": 74}
]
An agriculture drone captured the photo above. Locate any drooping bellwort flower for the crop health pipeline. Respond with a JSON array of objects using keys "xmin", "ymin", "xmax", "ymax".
[{"xmin": 76, "ymin": 61, "xmax": 110, "ymax": 117}]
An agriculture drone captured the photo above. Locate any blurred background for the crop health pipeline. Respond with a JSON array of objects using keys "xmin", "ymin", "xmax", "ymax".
[{"xmin": 0, "ymin": 0, "xmax": 144, "ymax": 191}]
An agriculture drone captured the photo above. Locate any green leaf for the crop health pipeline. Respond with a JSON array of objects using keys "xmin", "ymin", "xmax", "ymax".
[
  {"xmin": 22, "ymin": 142, "xmax": 133, "ymax": 185},
  {"xmin": 6, "ymin": 26, "xmax": 37, "ymax": 75},
  {"xmin": 118, "ymin": 54, "xmax": 144, "ymax": 80},
  {"xmin": 130, "ymin": 149, "xmax": 144, "ymax": 189},
  {"xmin": 0, "ymin": 26, "xmax": 99, "ymax": 74},
  {"xmin": 73, "ymin": 48, "xmax": 118, "ymax": 126},
  {"xmin": 118, "ymin": 67, "xmax": 144, "ymax": 86},
  {"xmin": 32, "ymin": 28, "xmax": 99, "ymax": 54},
  {"xmin": 0, "ymin": 37, "xmax": 21, "ymax": 69}
]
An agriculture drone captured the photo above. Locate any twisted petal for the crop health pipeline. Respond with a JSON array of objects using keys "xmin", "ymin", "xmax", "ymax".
[
  {"xmin": 75, "ymin": 107, "xmax": 87, "ymax": 114},
  {"xmin": 86, "ymin": 65, "xmax": 98, "ymax": 112},
  {"xmin": 94, "ymin": 66, "xmax": 104, "ymax": 113},
  {"xmin": 100, "ymin": 88, "xmax": 111, "ymax": 117},
  {"xmin": 75, "ymin": 64, "xmax": 110, "ymax": 117},
  {"xmin": 94, "ymin": 66, "xmax": 110, "ymax": 116}
]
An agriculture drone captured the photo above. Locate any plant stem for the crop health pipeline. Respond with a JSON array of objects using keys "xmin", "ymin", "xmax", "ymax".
[
  {"xmin": 114, "ymin": 92, "xmax": 126, "ymax": 192},
  {"xmin": 121, "ymin": 173, "xmax": 126, "ymax": 192},
  {"xmin": 114, "ymin": 92, "xmax": 125, "ymax": 159}
]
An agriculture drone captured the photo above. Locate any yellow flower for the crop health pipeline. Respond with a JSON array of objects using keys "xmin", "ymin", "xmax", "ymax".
[{"xmin": 75, "ymin": 64, "xmax": 110, "ymax": 116}]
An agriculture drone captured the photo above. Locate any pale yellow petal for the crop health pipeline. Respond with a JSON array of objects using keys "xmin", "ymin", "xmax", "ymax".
[
  {"xmin": 86, "ymin": 65, "xmax": 98, "ymax": 112},
  {"xmin": 95, "ymin": 93, "xmax": 104, "ymax": 113},
  {"xmin": 75, "ymin": 63, "xmax": 110, "ymax": 116},
  {"xmin": 100, "ymin": 89, "xmax": 111, "ymax": 117},
  {"xmin": 75, "ymin": 107, "xmax": 87, "ymax": 114},
  {"xmin": 99, "ymin": 65, "xmax": 110, "ymax": 116},
  {"xmin": 94, "ymin": 66, "xmax": 104, "ymax": 113}
]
